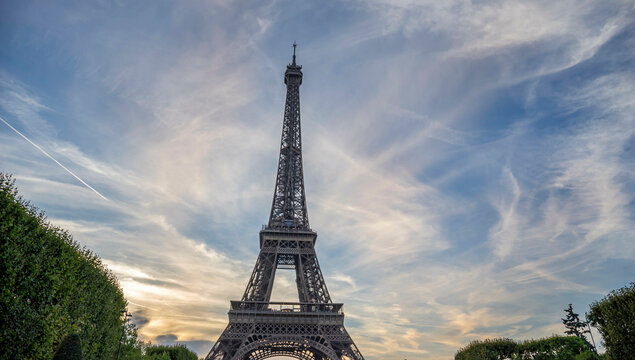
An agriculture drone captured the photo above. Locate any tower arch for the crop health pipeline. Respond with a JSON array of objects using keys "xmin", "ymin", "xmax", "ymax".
[{"xmin": 235, "ymin": 335, "xmax": 338, "ymax": 360}]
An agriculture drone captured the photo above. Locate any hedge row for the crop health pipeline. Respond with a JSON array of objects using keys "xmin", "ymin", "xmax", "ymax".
[
  {"xmin": 0, "ymin": 173, "xmax": 127, "ymax": 359},
  {"xmin": 145, "ymin": 345, "xmax": 198, "ymax": 360},
  {"xmin": 455, "ymin": 335, "xmax": 596, "ymax": 360}
]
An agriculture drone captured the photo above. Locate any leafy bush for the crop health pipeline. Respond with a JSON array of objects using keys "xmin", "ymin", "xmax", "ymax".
[
  {"xmin": 517, "ymin": 336, "xmax": 591, "ymax": 359},
  {"xmin": 455, "ymin": 338, "xmax": 518, "ymax": 360},
  {"xmin": 145, "ymin": 344, "xmax": 198, "ymax": 360},
  {"xmin": 118, "ymin": 319, "xmax": 146, "ymax": 360},
  {"xmin": 0, "ymin": 173, "xmax": 127, "ymax": 359},
  {"xmin": 587, "ymin": 282, "xmax": 635, "ymax": 360},
  {"xmin": 455, "ymin": 335, "xmax": 595, "ymax": 360},
  {"xmin": 147, "ymin": 352, "xmax": 171, "ymax": 360}
]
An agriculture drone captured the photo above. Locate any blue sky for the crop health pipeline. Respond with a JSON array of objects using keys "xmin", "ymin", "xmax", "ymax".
[{"xmin": 1, "ymin": 1, "xmax": 634, "ymax": 359}]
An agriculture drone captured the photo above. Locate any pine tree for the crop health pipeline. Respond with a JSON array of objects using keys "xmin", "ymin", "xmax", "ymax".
[
  {"xmin": 562, "ymin": 304, "xmax": 587, "ymax": 338},
  {"xmin": 562, "ymin": 304, "xmax": 597, "ymax": 355}
]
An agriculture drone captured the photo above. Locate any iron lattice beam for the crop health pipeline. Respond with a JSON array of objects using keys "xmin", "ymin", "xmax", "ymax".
[
  {"xmin": 205, "ymin": 45, "xmax": 364, "ymax": 360},
  {"xmin": 268, "ymin": 53, "xmax": 309, "ymax": 230}
]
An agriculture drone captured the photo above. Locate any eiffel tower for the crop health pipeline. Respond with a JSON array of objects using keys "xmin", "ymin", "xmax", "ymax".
[{"xmin": 205, "ymin": 44, "xmax": 365, "ymax": 360}]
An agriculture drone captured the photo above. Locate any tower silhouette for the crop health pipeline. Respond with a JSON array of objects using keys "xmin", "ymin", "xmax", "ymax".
[{"xmin": 205, "ymin": 44, "xmax": 365, "ymax": 360}]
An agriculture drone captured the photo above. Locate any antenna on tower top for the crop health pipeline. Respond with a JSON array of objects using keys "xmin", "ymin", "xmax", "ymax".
[{"xmin": 292, "ymin": 41, "xmax": 297, "ymax": 65}]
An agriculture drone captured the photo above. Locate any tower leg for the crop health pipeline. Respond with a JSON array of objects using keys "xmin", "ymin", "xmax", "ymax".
[{"xmin": 241, "ymin": 251, "xmax": 277, "ymax": 302}]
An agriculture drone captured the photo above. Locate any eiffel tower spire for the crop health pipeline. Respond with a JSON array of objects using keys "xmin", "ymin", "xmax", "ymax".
[
  {"xmin": 268, "ymin": 42, "xmax": 309, "ymax": 230},
  {"xmin": 205, "ymin": 44, "xmax": 365, "ymax": 360}
]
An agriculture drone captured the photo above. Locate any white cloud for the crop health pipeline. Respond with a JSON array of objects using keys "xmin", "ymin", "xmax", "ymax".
[
  {"xmin": 2, "ymin": 1, "xmax": 634, "ymax": 359},
  {"xmin": 488, "ymin": 167, "xmax": 522, "ymax": 259}
]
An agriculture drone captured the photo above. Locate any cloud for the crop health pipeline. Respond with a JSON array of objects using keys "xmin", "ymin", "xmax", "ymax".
[
  {"xmin": 488, "ymin": 167, "xmax": 522, "ymax": 259},
  {"xmin": 155, "ymin": 334, "xmax": 178, "ymax": 343},
  {"xmin": 1, "ymin": 1, "xmax": 633, "ymax": 359},
  {"xmin": 131, "ymin": 311, "xmax": 150, "ymax": 328},
  {"xmin": 0, "ymin": 116, "xmax": 108, "ymax": 200},
  {"xmin": 0, "ymin": 71, "xmax": 55, "ymax": 134},
  {"xmin": 483, "ymin": 72, "xmax": 635, "ymax": 268}
]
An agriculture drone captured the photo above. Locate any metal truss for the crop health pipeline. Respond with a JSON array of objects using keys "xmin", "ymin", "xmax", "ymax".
[
  {"xmin": 205, "ymin": 46, "xmax": 364, "ymax": 360},
  {"xmin": 268, "ymin": 46, "xmax": 309, "ymax": 230},
  {"xmin": 205, "ymin": 302, "xmax": 364, "ymax": 360},
  {"xmin": 242, "ymin": 230, "xmax": 331, "ymax": 304}
]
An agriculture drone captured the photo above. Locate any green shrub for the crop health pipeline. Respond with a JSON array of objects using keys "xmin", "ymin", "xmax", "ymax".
[
  {"xmin": 118, "ymin": 320, "xmax": 146, "ymax": 360},
  {"xmin": 148, "ymin": 353, "xmax": 171, "ymax": 360},
  {"xmin": 587, "ymin": 282, "xmax": 635, "ymax": 360},
  {"xmin": 574, "ymin": 352, "xmax": 598, "ymax": 360},
  {"xmin": 145, "ymin": 344, "xmax": 198, "ymax": 360},
  {"xmin": 0, "ymin": 173, "xmax": 127, "ymax": 359},
  {"xmin": 516, "ymin": 336, "xmax": 591, "ymax": 359},
  {"xmin": 455, "ymin": 338, "xmax": 518, "ymax": 360},
  {"xmin": 455, "ymin": 336, "xmax": 595, "ymax": 360}
]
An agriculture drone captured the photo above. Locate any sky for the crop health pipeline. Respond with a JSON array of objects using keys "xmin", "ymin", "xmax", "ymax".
[{"xmin": 1, "ymin": 0, "xmax": 634, "ymax": 359}]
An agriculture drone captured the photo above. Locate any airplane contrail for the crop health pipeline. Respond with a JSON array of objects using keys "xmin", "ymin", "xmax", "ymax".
[{"xmin": 0, "ymin": 116, "xmax": 109, "ymax": 201}]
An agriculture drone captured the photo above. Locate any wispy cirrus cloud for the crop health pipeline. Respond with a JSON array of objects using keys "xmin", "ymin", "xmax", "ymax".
[
  {"xmin": 0, "ymin": 116, "xmax": 109, "ymax": 200},
  {"xmin": 1, "ymin": 0, "xmax": 634, "ymax": 359}
]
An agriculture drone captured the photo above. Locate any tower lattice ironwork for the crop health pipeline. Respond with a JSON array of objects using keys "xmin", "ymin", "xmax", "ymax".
[{"xmin": 205, "ymin": 44, "xmax": 365, "ymax": 360}]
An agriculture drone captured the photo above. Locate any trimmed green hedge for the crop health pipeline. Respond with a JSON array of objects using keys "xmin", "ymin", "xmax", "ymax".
[
  {"xmin": 455, "ymin": 335, "xmax": 595, "ymax": 360},
  {"xmin": 587, "ymin": 282, "xmax": 635, "ymax": 360},
  {"xmin": 455, "ymin": 337, "xmax": 517, "ymax": 360},
  {"xmin": 0, "ymin": 173, "xmax": 127, "ymax": 359},
  {"xmin": 145, "ymin": 344, "xmax": 198, "ymax": 360}
]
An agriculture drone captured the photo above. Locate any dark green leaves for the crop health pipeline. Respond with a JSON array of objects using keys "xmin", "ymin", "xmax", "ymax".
[
  {"xmin": 455, "ymin": 336, "xmax": 594, "ymax": 360},
  {"xmin": 587, "ymin": 282, "xmax": 635, "ymax": 360},
  {"xmin": 562, "ymin": 303, "xmax": 595, "ymax": 353},
  {"xmin": 145, "ymin": 344, "xmax": 198, "ymax": 360},
  {"xmin": 0, "ymin": 173, "xmax": 126, "ymax": 359}
]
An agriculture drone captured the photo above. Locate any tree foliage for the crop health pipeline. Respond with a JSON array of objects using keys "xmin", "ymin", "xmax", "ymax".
[
  {"xmin": 0, "ymin": 173, "xmax": 127, "ymax": 359},
  {"xmin": 562, "ymin": 304, "xmax": 589, "ymax": 340},
  {"xmin": 455, "ymin": 338, "xmax": 518, "ymax": 360},
  {"xmin": 455, "ymin": 336, "xmax": 595, "ymax": 360},
  {"xmin": 587, "ymin": 282, "xmax": 635, "ymax": 360},
  {"xmin": 118, "ymin": 318, "xmax": 147, "ymax": 360},
  {"xmin": 144, "ymin": 344, "xmax": 198, "ymax": 360},
  {"xmin": 562, "ymin": 304, "xmax": 595, "ymax": 354}
]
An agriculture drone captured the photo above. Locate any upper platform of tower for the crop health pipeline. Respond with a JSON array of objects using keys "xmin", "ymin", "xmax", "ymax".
[{"xmin": 285, "ymin": 42, "xmax": 303, "ymax": 85}]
